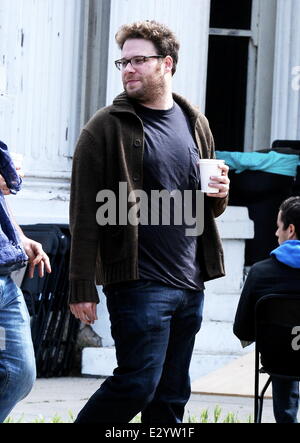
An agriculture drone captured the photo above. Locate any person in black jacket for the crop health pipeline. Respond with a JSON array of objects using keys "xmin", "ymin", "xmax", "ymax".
[{"xmin": 234, "ymin": 196, "xmax": 300, "ymax": 423}]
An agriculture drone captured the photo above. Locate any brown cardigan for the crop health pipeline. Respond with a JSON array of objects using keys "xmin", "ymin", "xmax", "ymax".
[{"xmin": 69, "ymin": 92, "xmax": 228, "ymax": 303}]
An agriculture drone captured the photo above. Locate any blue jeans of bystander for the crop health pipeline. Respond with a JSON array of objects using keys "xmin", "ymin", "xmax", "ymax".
[
  {"xmin": 272, "ymin": 377, "xmax": 299, "ymax": 423},
  {"xmin": 0, "ymin": 276, "xmax": 36, "ymax": 422}
]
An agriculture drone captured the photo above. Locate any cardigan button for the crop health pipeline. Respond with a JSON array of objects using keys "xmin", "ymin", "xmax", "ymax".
[
  {"xmin": 133, "ymin": 173, "xmax": 141, "ymax": 182},
  {"xmin": 134, "ymin": 139, "xmax": 142, "ymax": 148}
]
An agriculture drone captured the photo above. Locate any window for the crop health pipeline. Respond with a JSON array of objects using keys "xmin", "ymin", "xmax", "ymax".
[
  {"xmin": 210, "ymin": 0, "xmax": 252, "ymax": 30},
  {"xmin": 205, "ymin": 0, "xmax": 254, "ymax": 151}
]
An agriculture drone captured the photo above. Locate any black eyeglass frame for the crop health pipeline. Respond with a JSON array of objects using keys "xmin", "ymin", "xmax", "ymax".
[{"xmin": 114, "ymin": 55, "xmax": 165, "ymax": 71}]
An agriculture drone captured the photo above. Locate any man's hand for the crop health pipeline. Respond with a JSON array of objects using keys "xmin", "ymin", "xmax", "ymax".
[
  {"xmin": 207, "ymin": 163, "xmax": 230, "ymax": 198},
  {"xmin": 21, "ymin": 236, "xmax": 52, "ymax": 278},
  {"xmin": 2, "ymin": 191, "xmax": 50, "ymax": 278},
  {"xmin": 0, "ymin": 166, "xmax": 24, "ymax": 195},
  {"xmin": 70, "ymin": 303, "xmax": 98, "ymax": 325},
  {"xmin": 0, "ymin": 174, "xmax": 10, "ymax": 195}
]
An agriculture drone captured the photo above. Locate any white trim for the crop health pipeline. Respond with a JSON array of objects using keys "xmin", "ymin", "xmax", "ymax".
[
  {"xmin": 244, "ymin": 0, "xmax": 259, "ymax": 151},
  {"xmin": 209, "ymin": 28, "xmax": 252, "ymax": 38},
  {"xmin": 5, "ymin": 176, "xmax": 70, "ymax": 225},
  {"xmin": 271, "ymin": 0, "xmax": 300, "ymax": 141},
  {"xmin": 79, "ymin": 0, "xmax": 111, "ymax": 127},
  {"xmin": 251, "ymin": 0, "xmax": 278, "ymax": 150},
  {"xmin": 244, "ymin": 40, "xmax": 257, "ymax": 152}
]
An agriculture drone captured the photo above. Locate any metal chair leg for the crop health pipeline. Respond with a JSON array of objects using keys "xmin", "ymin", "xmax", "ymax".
[
  {"xmin": 257, "ymin": 376, "xmax": 272, "ymax": 423},
  {"xmin": 254, "ymin": 348, "xmax": 260, "ymax": 423}
]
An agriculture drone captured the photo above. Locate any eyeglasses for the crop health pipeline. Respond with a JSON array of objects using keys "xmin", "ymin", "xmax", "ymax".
[{"xmin": 115, "ymin": 55, "xmax": 164, "ymax": 71}]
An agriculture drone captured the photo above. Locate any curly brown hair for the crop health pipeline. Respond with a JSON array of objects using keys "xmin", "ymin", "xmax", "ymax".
[{"xmin": 115, "ymin": 20, "xmax": 180, "ymax": 76}]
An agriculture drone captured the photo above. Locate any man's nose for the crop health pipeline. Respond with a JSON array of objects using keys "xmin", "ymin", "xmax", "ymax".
[{"xmin": 123, "ymin": 61, "xmax": 135, "ymax": 73}]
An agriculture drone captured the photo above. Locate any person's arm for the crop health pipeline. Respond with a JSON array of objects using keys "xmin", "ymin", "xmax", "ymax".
[
  {"xmin": 69, "ymin": 130, "xmax": 103, "ymax": 325},
  {"xmin": 6, "ymin": 202, "xmax": 51, "ymax": 278},
  {"xmin": 233, "ymin": 267, "xmax": 258, "ymax": 342}
]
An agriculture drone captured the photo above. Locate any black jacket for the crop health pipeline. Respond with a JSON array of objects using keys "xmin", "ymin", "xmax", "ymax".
[{"xmin": 233, "ymin": 256, "xmax": 300, "ymax": 342}]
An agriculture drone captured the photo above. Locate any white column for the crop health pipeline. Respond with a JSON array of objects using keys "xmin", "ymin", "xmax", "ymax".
[
  {"xmin": 271, "ymin": 0, "xmax": 300, "ymax": 141},
  {"xmin": 106, "ymin": 0, "xmax": 211, "ymax": 111}
]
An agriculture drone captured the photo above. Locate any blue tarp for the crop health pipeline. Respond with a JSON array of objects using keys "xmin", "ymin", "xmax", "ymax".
[{"xmin": 215, "ymin": 150, "xmax": 299, "ymax": 177}]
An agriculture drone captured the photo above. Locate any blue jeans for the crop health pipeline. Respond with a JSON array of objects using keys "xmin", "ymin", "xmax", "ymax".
[
  {"xmin": 272, "ymin": 377, "xmax": 299, "ymax": 423},
  {"xmin": 75, "ymin": 280, "xmax": 204, "ymax": 423},
  {"xmin": 0, "ymin": 276, "xmax": 36, "ymax": 422}
]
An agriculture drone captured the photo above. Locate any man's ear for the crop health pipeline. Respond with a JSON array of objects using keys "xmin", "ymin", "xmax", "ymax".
[
  {"xmin": 164, "ymin": 55, "xmax": 173, "ymax": 74},
  {"xmin": 288, "ymin": 223, "xmax": 297, "ymax": 239}
]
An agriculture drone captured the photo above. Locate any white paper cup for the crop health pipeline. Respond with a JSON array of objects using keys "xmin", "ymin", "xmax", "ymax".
[
  {"xmin": 198, "ymin": 159, "xmax": 225, "ymax": 193},
  {"xmin": 10, "ymin": 152, "xmax": 23, "ymax": 169}
]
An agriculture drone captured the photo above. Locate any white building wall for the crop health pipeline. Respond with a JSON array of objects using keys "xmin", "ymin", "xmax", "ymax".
[
  {"xmin": 271, "ymin": 0, "xmax": 300, "ymax": 141},
  {"xmin": 0, "ymin": 0, "xmax": 83, "ymax": 176},
  {"xmin": 0, "ymin": 0, "xmax": 84, "ymax": 223},
  {"xmin": 106, "ymin": 0, "xmax": 211, "ymax": 111}
]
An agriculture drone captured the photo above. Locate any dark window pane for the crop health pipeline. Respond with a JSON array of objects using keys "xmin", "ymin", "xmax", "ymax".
[
  {"xmin": 205, "ymin": 36, "xmax": 249, "ymax": 151},
  {"xmin": 210, "ymin": 0, "xmax": 252, "ymax": 30}
]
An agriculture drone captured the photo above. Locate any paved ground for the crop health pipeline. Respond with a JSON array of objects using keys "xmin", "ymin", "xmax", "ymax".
[
  {"xmin": 9, "ymin": 350, "xmax": 300, "ymax": 424},
  {"xmin": 8, "ymin": 376, "xmax": 276, "ymax": 424}
]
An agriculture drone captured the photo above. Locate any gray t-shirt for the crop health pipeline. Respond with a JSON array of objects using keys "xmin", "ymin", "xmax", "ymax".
[{"xmin": 134, "ymin": 101, "xmax": 204, "ymax": 291}]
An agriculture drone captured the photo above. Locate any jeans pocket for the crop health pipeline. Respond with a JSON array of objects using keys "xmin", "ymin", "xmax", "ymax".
[
  {"xmin": 0, "ymin": 277, "xmax": 7, "ymax": 306},
  {"xmin": 104, "ymin": 279, "xmax": 153, "ymax": 296},
  {"xmin": 126, "ymin": 279, "xmax": 153, "ymax": 291}
]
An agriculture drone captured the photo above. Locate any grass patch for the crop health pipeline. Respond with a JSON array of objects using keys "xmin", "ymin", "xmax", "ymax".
[
  {"xmin": 5, "ymin": 407, "xmax": 252, "ymax": 423},
  {"xmin": 4, "ymin": 411, "xmax": 75, "ymax": 424},
  {"xmin": 131, "ymin": 406, "xmax": 253, "ymax": 424}
]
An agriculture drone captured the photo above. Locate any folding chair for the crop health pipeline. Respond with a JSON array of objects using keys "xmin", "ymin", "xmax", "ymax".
[
  {"xmin": 20, "ymin": 224, "xmax": 80, "ymax": 377},
  {"xmin": 272, "ymin": 140, "xmax": 300, "ymax": 150},
  {"xmin": 254, "ymin": 294, "xmax": 300, "ymax": 423},
  {"xmin": 272, "ymin": 140, "xmax": 300, "ymax": 196}
]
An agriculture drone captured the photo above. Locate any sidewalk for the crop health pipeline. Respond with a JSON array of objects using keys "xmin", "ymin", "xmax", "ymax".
[
  {"xmin": 8, "ymin": 352, "xmax": 278, "ymax": 423},
  {"xmin": 192, "ymin": 351, "xmax": 272, "ymax": 397}
]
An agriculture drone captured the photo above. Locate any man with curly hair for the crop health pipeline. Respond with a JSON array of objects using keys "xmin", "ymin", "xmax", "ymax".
[{"xmin": 70, "ymin": 20, "xmax": 229, "ymax": 424}]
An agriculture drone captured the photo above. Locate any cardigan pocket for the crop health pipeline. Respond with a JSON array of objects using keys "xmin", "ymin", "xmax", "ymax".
[{"xmin": 102, "ymin": 225, "xmax": 127, "ymax": 265}]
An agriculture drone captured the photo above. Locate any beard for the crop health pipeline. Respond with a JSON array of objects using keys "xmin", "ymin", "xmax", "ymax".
[{"xmin": 124, "ymin": 69, "xmax": 166, "ymax": 105}]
